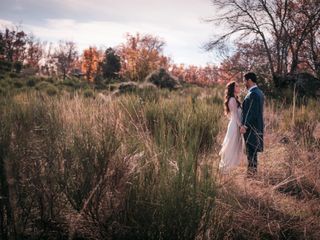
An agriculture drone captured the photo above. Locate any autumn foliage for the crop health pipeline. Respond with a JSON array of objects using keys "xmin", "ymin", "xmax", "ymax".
[
  {"xmin": 169, "ymin": 63, "xmax": 219, "ymax": 86},
  {"xmin": 118, "ymin": 33, "xmax": 170, "ymax": 82},
  {"xmin": 81, "ymin": 47, "xmax": 102, "ymax": 82}
]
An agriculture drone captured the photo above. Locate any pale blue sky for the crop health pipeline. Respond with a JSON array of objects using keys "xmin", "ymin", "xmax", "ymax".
[{"xmin": 0, "ymin": 0, "xmax": 223, "ymax": 66}]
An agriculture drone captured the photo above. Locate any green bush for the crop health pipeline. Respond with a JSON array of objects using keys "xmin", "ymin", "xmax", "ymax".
[
  {"xmin": 146, "ymin": 68, "xmax": 181, "ymax": 89},
  {"xmin": 83, "ymin": 89, "xmax": 94, "ymax": 98},
  {"xmin": 46, "ymin": 85, "xmax": 58, "ymax": 96},
  {"xmin": 0, "ymin": 79, "xmax": 10, "ymax": 89},
  {"xmin": 35, "ymin": 81, "xmax": 50, "ymax": 90},
  {"xmin": 62, "ymin": 78, "xmax": 76, "ymax": 87},
  {"xmin": 9, "ymin": 72, "xmax": 19, "ymax": 78},
  {"xmin": 13, "ymin": 79, "xmax": 24, "ymax": 88},
  {"xmin": 118, "ymin": 81, "xmax": 139, "ymax": 93},
  {"xmin": 26, "ymin": 78, "xmax": 36, "ymax": 87},
  {"xmin": 35, "ymin": 81, "xmax": 59, "ymax": 96}
]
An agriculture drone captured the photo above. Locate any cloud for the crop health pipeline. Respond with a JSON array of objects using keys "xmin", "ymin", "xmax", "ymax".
[
  {"xmin": 0, "ymin": 19, "xmax": 15, "ymax": 28},
  {"xmin": 0, "ymin": 0, "xmax": 221, "ymax": 65}
]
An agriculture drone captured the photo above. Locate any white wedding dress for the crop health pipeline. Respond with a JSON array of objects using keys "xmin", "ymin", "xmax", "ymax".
[{"xmin": 219, "ymin": 97, "xmax": 244, "ymax": 172}]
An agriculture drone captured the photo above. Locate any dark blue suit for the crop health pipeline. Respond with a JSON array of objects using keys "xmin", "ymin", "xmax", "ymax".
[{"xmin": 242, "ymin": 86, "xmax": 264, "ymax": 173}]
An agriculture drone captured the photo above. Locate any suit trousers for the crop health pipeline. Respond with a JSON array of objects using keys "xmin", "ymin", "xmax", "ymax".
[{"xmin": 247, "ymin": 145, "xmax": 258, "ymax": 173}]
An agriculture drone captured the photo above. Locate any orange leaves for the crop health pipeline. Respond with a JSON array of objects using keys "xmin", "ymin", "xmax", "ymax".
[
  {"xmin": 170, "ymin": 64, "xmax": 219, "ymax": 86},
  {"xmin": 81, "ymin": 47, "xmax": 102, "ymax": 82},
  {"xmin": 118, "ymin": 33, "xmax": 170, "ymax": 82}
]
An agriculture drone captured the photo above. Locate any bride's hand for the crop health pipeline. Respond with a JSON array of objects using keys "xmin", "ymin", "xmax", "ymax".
[{"xmin": 240, "ymin": 126, "xmax": 247, "ymax": 134}]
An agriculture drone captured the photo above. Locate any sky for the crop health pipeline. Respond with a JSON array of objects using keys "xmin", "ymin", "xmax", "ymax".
[{"xmin": 0, "ymin": 0, "xmax": 223, "ymax": 66}]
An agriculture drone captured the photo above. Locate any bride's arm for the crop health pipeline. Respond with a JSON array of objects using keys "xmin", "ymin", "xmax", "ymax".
[{"xmin": 229, "ymin": 97, "xmax": 241, "ymax": 127}]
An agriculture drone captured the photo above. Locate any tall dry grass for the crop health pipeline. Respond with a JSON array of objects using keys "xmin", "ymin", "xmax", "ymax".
[
  {"xmin": 0, "ymin": 88, "xmax": 222, "ymax": 239},
  {"xmin": 205, "ymin": 96, "xmax": 320, "ymax": 240},
  {"xmin": 1, "ymin": 86, "xmax": 319, "ymax": 239}
]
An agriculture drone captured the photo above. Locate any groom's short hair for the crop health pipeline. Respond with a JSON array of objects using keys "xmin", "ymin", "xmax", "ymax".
[{"xmin": 244, "ymin": 72, "xmax": 257, "ymax": 83}]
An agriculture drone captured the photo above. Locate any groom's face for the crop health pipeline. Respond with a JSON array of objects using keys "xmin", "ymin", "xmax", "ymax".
[{"xmin": 243, "ymin": 79, "xmax": 250, "ymax": 89}]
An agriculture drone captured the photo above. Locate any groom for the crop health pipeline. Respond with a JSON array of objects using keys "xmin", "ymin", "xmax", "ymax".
[{"xmin": 240, "ymin": 72, "xmax": 264, "ymax": 176}]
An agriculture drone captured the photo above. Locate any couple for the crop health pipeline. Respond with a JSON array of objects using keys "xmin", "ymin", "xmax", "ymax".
[{"xmin": 219, "ymin": 72, "xmax": 264, "ymax": 176}]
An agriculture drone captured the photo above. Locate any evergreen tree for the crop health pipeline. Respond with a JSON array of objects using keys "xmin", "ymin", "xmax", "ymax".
[{"xmin": 102, "ymin": 47, "xmax": 121, "ymax": 81}]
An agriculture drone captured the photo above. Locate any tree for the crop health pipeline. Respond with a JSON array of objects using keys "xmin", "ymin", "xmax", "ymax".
[
  {"xmin": 81, "ymin": 47, "xmax": 101, "ymax": 82},
  {"xmin": 170, "ymin": 64, "xmax": 185, "ymax": 82},
  {"xmin": 169, "ymin": 64, "xmax": 220, "ymax": 86},
  {"xmin": 217, "ymin": 41, "xmax": 271, "ymax": 83},
  {"xmin": 200, "ymin": 64, "xmax": 220, "ymax": 84},
  {"xmin": 0, "ymin": 27, "xmax": 27, "ymax": 73},
  {"xmin": 206, "ymin": 0, "xmax": 320, "ymax": 78},
  {"xmin": 53, "ymin": 41, "xmax": 78, "ymax": 79},
  {"xmin": 102, "ymin": 47, "xmax": 121, "ymax": 81},
  {"xmin": 24, "ymin": 35, "xmax": 45, "ymax": 72},
  {"xmin": 303, "ymin": 20, "xmax": 320, "ymax": 78},
  {"xmin": 40, "ymin": 43, "xmax": 56, "ymax": 76},
  {"xmin": 118, "ymin": 33, "xmax": 170, "ymax": 82}
]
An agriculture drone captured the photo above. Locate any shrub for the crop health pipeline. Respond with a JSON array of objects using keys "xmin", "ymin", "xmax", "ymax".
[
  {"xmin": 273, "ymin": 73, "xmax": 320, "ymax": 99},
  {"xmin": 145, "ymin": 68, "xmax": 181, "ymax": 89},
  {"xmin": 118, "ymin": 81, "xmax": 139, "ymax": 93},
  {"xmin": 46, "ymin": 85, "xmax": 58, "ymax": 96},
  {"xmin": 136, "ymin": 83, "xmax": 159, "ymax": 102},
  {"xmin": 26, "ymin": 78, "xmax": 36, "ymax": 87},
  {"xmin": 35, "ymin": 81, "xmax": 59, "ymax": 96},
  {"xmin": 9, "ymin": 72, "xmax": 18, "ymax": 78},
  {"xmin": 83, "ymin": 89, "xmax": 94, "ymax": 98},
  {"xmin": 35, "ymin": 81, "xmax": 51, "ymax": 90},
  {"xmin": 62, "ymin": 78, "xmax": 76, "ymax": 87},
  {"xmin": 45, "ymin": 77, "xmax": 55, "ymax": 83},
  {"xmin": 13, "ymin": 79, "xmax": 24, "ymax": 88}
]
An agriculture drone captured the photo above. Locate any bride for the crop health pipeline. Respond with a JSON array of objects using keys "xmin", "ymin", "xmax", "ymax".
[{"xmin": 219, "ymin": 81, "xmax": 244, "ymax": 172}]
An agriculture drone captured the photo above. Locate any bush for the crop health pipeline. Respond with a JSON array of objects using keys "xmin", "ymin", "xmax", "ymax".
[
  {"xmin": 13, "ymin": 79, "xmax": 24, "ymax": 88},
  {"xmin": 45, "ymin": 77, "xmax": 55, "ymax": 83},
  {"xmin": 46, "ymin": 85, "xmax": 58, "ymax": 96},
  {"xmin": 35, "ymin": 81, "xmax": 59, "ymax": 96},
  {"xmin": 108, "ymin": 84, "xmax": 118, "ymax": 92},
  {"xmin": 118, "ymin": 81, "xmax": 139, "ymax": 93},
  {"xmin": 62, "ymin": 78, "xmax": 76, "ymax": 87},
  {"xmin": 273, "ymin": 73, "xmax": 320, "ymax": 99},
  {"xmin": 9, "ymin": 72, "xmax": 19, "ymax": 78},
  {"xmin": 145, "ymin": 68, "xmax": 181, "ymax": 89},
  {"xmin": 26, "ymin": 78, "xmax": 37, "ymax": 87},
  {"xmin": 35, "ymin": 81, "xmax": 51, "ymax": 90},
  {"xmin": 94, "ymin": 82, "xmax": 107, "ymax": 90},
  {"xmin": 135, "ymin": 83, "xmax": 159, "ymax": 102},
  {"xmin": 83, "ymin": 89, "xmax": 94, "ymax": 98}
]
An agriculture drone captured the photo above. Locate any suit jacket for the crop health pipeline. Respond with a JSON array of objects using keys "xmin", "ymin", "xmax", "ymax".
[{"xmin": 242, "ymin": 86, "xmax": 264, "ymax": 152}]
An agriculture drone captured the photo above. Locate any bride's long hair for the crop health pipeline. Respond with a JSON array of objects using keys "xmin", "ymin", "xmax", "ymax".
[{"xmin": 224, "ymin": 81, "xmax": 241, "ymax": 115}]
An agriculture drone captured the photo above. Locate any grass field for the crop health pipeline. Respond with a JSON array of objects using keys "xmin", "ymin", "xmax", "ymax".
[{"xmin": 0, "ymin": 84, "xmax": 319, "ymax": 239}]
